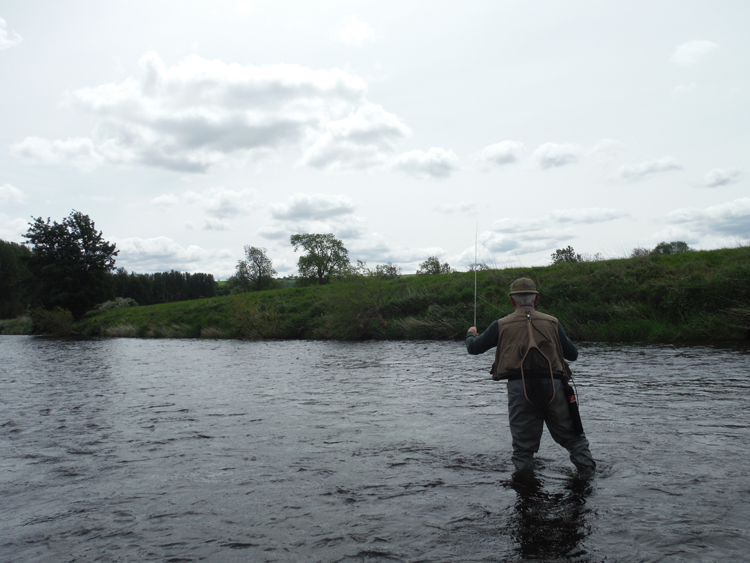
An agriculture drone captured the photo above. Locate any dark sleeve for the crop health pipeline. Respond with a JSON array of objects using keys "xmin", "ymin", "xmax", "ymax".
[
  {"xmin": 466, "ymin": 320, "xmax": 500, "ymax": 355},
  {"xmin": 558, "ymin": 323, "xmax": 578, "ymax": 361}
]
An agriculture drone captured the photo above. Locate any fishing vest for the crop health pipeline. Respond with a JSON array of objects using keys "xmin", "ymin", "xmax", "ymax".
[{"xmin": 491, "ymin": 308, "xmax": 565, "ymax": 381}]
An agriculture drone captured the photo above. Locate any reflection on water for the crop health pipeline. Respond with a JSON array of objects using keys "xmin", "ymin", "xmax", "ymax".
[
  {"xmin": 509, "ymin": 473, "xmax": 592, "ymax": 560},
  {"xmin": 1, "ymin": 337, "xmax": 749, "ymax": 562}
]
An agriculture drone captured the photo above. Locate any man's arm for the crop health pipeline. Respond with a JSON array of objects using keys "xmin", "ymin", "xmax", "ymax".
[
  {"xmin": 558, "ymin": 322, "xmax": 578, "ymax": 361},
  {"xmin": 466, "ymin": 320, "xmax": 500, "ymax": 355}
]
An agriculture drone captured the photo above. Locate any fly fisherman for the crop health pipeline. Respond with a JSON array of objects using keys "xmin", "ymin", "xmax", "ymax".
[{"xmin": 466, "ymin": 277, "xmax": 595, "ymax": 478}]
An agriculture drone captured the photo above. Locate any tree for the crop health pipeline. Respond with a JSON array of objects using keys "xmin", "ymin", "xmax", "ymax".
[
  {"xmin": 290, "ymin": 233, "xmax": 350, "ymax": 285},
  {"xmin": 24, "ymin": 210, "xmax": 118, "ymax": 320},
  {"xmin": 0, "ymin": 239, "xmax": 31, "ymax": 319},
  {"xmin": 630, "ymin": 247, "xmax": 650, "ymax": 258},
  {"xmin": 416, "ymin": 256, "xmax": 453, "ymax": 275},
  {"xmin": 651, "ymin": 241, "xmax": 693, "ymax": 255},
  {"xmin": 374, "ymin": 262, "xmax": 402, "ymax": 279},
  {"xmin": 550, "ymin": 246, "xmax": 582, "ymax": 265},
  {"xmin": 235, "ymin": 246, "xmax": 277, "ymax": 291}
]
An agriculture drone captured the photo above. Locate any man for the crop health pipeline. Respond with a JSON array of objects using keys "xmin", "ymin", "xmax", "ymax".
[{"xmin": 466, "ymin": 277, "xmax": 595, "ymax": 477}]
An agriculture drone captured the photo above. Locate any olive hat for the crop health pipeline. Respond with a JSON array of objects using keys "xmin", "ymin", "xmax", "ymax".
[{"xmin": 508, "ymin": 277, "xmax": 539, "ymax": 295}]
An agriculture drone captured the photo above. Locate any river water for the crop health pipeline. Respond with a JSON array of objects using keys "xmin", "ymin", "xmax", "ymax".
[{"xmin": 1, "ymin": 337, "xmax": 748, "ymax": 562}]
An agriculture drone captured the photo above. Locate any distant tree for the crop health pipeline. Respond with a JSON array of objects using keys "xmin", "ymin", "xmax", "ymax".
[
  {"xmin": 374, "ymin": 262, "xmax": 402, "ymax": 279},
  {"xmin": 24, "ymin": 211, "xmax": 118, "ymax": 320},
  {"xmin": 550, "ymin": 246, "xmax": 582, "ymax": 265},
  {"xmin": 290, "ymin": 233, "xmax": 350, "ymax": 285},
  {"xmin": 630, "ymin": 247, "xmax": 650, "ymax": 258},
  {"xmin": 416, "ymin": 256, "xmax": 453, "ymax": 275},
  {"xmin": 236, "ymin": 246, "xmax": 277, "ymax": 291},
  {"xmin": 0, "ymin": 239, "xmax": 31, "ymax": 319},
  {"xmin": 651, "ymin": 241, "xmax": 694, "ymax": 255}
]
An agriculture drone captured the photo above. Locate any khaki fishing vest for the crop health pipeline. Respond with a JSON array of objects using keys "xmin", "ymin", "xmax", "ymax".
[{"xmin": 491, "ymin": 308, "xmax": 565, "ymax": 380}]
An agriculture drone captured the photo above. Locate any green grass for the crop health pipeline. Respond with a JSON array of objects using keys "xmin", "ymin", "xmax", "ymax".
[{"xmin": 59, "ymin": 246, "xmax": 750, "ymax": 343}]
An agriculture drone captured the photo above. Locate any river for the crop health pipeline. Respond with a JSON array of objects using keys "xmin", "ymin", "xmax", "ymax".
[{"xmin": 1, "ymin": 337, "xmax": 749, "ymax": 562}]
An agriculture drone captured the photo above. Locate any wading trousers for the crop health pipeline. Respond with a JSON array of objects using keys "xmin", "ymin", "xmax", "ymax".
[{"xmin": 507, "ymin": 379, "xmax": 596, "ymax": 475}]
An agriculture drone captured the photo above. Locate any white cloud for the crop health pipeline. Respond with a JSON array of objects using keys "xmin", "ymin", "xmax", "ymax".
[
  {"xmin": 392, "ymin": 147, "xmax": 460, "ymax": 179},
  {"xmin": 270, "ymin": 193, "xmax": 355, "ymax": 220},
  {"xmin": 0, "ymin": 184, "xmax": 25, "ymax": 204},
  {"xmin": 588, "ymin": 138, "xmax": 623, "ymax": 158},
  {"xmin": 337, "ymin": 16, "xmax": 377, "ymax": 48},
  {"xmin": 0, "ymin": 214, "xmax": 27, "ymax": 241},
  {"xmin": 533, "ymin": 142, "xmax": 582, "ymax": 169},
  {"xmin": 701, "ymin": 168, "xmax": 741, "ymax": 188},
  {"xmin": 151, "ymin": 194, "xmax": 179, "ymax": 208},
  {"xmin": 478, "ymin": 140, "xmax": 524, "ymax": 166},
  {"xmin": 115, "ymin": 236, "xmax": 232, "ymax": 272},
  {"xmin": 203, "ymin": 218, "xmax": 231, "ymax": 231},
  {"xmin": 670, "ymin": 40, "xmax": 719, "ymax": 67},
  {"xmin": 13, "ymin": 52, "xmax": 411, "ymax": 173},
  {"xmin": 550, "ymin": 208, "xmax": 628, "ymax": 224},
  {"xmin": 434, "ymin": 201, "xmax": 476, "ymax": 214},
  {"xmin": 0, "ymin": 17, "xmax": 22, "ymax": 51},
  {"xmin": 300, "ymin": 104, "xmax": 409, "ymax": 171},
  {"xmin": 668, "ymin": 197, "xmax": 750, "ymax": 238},
  {"xmin": 616, "ymin": 157, "xmax": 682, "ymax": 181},
  {"xmin": 260, "ymin": 214, "xmax": 368, "ymax": 241},
  {"xmin": 184, "ymin": 186, "xmax": 258, "ymax": 218},
  {"xmin": 9, "ymin": 136, "xmax": 104, "ymax": 171}
]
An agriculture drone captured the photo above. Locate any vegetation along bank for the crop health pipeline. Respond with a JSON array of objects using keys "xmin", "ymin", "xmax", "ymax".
[{"xmin": 30, "ymin": 246, "xmax": 750, "ymax": 344}]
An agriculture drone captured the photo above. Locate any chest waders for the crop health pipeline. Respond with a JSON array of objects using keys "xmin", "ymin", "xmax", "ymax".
[{"xmin": 519, "ymin": 310, "xmax": 557, "ymax": 410}]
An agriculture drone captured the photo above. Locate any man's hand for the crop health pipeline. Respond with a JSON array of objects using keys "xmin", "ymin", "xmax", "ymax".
[{"xmin": 468, "ymin": 326, "xmax": 478, "ymax": 337}]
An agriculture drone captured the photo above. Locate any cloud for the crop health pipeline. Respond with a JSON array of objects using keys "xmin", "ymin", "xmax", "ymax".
[
  {"xmin": 434, "ymin": 201, "xmax": 476, "ymax": 214},
  {"xmin": 203, "ymin": 218, "xmax": 231, "ymax": 231},
  {"xmin": 9, "ymin": 136, "xmax": 104, "ymax": 171},
  {"xmin": 337, "ymin": 16, "xmax": 377, "ymax": 47},
  {"xmin": 184, "ymin": 186, "xmax": 258, "ymax": 218},
  {"xmin": 300, "ymin": 104, "xmax": 409, "ymax": 171},
  {"xmin": 616, "ymin": 157, "xmax": 682, "ymax": 181},
  {"xmin": 151, "ymin": 194, "xmax": 179, "ymax": 208},
  {"xmin": 236, "ymin": 1, "xmax": 254, "ymax": 15},
  {"xmin": 480, "ymin": 207, "xmax": 625, "ymax": 257},
  {"xmin": 270, "ymin": 193, "xmax": 355, "ymax": 220},
  {"xmin": 701, "ymin": 168, "xmax": 741, "ymax": 188},
  {"xmin": 115, "ymin": 236, "xmax": 232, "ymax": 272},
  {"xmin": 588, "ymin": 138, "xmax": 623, "ymax": 158},
  {"xmin": 670, "ymin": 40, "xmax": 719, "ymax": 67},
  {"xmin": 0, "ymin": 184, "xmax": 25, "ymax": 204},
  {"xmin": 13, "ymin": 52, "xmax": 410, "ymax": 173},
  {"xmin": 392, "ymin": 147, "xmax": 460, "ymax": 179},
  {"xmin": 478, "ymin": 140, "xmax": 524, "ymax": 166},
  {"xmin": 260, "ymin": 195, "xmax": 365, "ymax": 241},
  {"xmin": 533, "ymin": 142, "xmax": 582, "ymax": 169},
  {"xmin": 0, "ymin": 17, "xmax": 22, "ymax": 51},
  {"xmin": 668, "ymin": 197, "xmax": 750, "ymax": 237},
  {"xmin": 0, "ymin": 214, "xmax": 27, "ymax": 241}
]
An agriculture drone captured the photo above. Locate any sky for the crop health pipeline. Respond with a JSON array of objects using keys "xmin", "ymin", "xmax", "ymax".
[{"xmin": 1, "ymin": 1, "xmax": 749, "ymax": 278}]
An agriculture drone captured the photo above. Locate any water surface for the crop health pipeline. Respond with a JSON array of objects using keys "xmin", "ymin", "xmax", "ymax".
[{"xmin": 1, "ymin": 337, "xmax": 749, "ymax": 562}]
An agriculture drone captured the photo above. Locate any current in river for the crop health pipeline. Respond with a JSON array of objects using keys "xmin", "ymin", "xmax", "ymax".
[{"xmin": 1, "ymin": 337, "xmax": 749, "ymax": 562}]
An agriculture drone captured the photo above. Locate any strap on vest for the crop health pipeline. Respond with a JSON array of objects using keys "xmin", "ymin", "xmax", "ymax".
[{"xmin": 519, "ymin": 310, "xmax": 556, "ymax": 406}]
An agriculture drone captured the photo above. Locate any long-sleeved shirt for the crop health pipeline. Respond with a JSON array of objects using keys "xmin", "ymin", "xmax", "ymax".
[{"xmin": 465, "ymin": 317, "xmax": 578, "ymax": 361}]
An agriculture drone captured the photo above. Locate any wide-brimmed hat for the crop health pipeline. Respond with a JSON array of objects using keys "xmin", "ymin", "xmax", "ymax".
[{"xmin": 509, "ymin": 277, "xmax": 539, "ymax": 295}]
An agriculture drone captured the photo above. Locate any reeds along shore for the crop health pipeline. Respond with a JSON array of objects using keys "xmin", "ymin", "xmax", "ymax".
[{"xmin": 13, "ymin": 246, "xmax": 750, "ymax": 344}]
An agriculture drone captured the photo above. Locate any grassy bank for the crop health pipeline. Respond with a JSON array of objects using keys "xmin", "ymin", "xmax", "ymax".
[{"xmin": 14, "ymin": 246, "xmax": 750, "ymax": 344}]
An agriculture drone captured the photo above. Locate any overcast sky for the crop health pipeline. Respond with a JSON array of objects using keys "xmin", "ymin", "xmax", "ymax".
[{"xmin": 1, "ymin": 1, "xmax": 748, "ymax": 277}]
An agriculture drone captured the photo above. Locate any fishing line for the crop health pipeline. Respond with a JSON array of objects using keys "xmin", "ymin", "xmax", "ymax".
[{"xmin": 474, "ymin": 222, "xmax": 478, "ymax": 328}]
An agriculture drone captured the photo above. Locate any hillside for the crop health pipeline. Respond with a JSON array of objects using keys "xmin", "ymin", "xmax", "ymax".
[{"xmin": 43, "ymin": 246, "xmax": 750, "ymax": 344}]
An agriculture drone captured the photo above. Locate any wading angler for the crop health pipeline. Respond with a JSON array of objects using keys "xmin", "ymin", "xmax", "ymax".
[{"xmin": 466, "ymin": 277, "xmax": 596, "ymax": 477}]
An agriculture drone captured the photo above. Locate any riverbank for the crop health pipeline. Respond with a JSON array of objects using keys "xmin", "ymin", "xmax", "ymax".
[{"xmin": 4, "ymin": 246, "xmax": 750, "ymax": 343}]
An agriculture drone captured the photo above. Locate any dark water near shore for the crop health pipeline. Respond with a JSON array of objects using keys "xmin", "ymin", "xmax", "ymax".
[{"xmin": 1, "ymin": 337, "xmax": 749, "ymax": 562}]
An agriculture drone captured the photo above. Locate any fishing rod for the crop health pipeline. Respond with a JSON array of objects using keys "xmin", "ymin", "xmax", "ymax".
[{"xmin": 474, "ymin": 222, "xmax": 477, "ymax": 328}]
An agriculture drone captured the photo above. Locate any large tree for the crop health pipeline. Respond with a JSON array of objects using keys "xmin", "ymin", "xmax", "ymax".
[
  {"xmin": 416, "ymin": 256, "xmax": 453, "ymax": 275},
  {"xmin": 235, "ymin": 246, "xmax": 277, "ymax": 291},
  {"xmin": 290, "ymin": 233, "xmax": 350, "ymax": 285},
  {"xmin": 24, "ymin": 210, "xmax": 119, "ymax": 319},
  {"xmin": 0, "ymin": 240, "xmax": 31, "ymax": 319}
]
